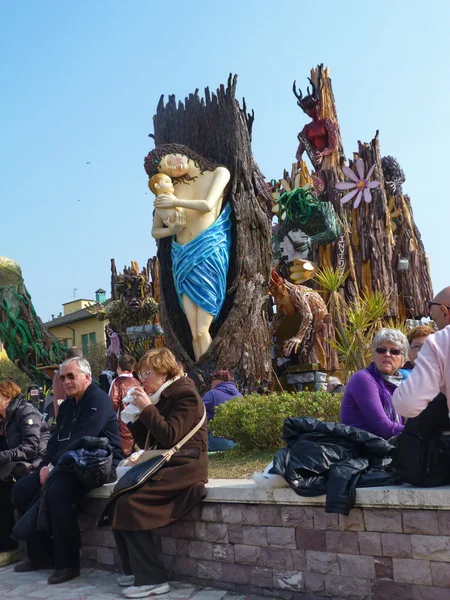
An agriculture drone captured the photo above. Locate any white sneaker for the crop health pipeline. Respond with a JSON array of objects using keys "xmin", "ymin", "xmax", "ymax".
[
  {"xmin": 117, "ymin": 574, "xmax": 135, "ymax": 587},
  {"xmin": 122, "ymin": 582, "xmax": 170, "ymax": 598}
]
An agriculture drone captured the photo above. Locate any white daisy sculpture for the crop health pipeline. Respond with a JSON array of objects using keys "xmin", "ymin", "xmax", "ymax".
[{"xmin": 335, "ymin": 157, "xmax": 380, "ymax": 209}]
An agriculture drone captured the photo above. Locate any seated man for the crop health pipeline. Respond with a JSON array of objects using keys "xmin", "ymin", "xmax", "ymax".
[
  {"xmin": 202, "ymin": 371, "xmax": 241, "ymax": 451},
  {"xmin": 13, "ymin": 357, "xmax": 123, "ymax": 585}
]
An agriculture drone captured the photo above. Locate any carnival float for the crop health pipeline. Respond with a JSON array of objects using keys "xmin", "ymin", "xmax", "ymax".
[{"xmin": 0, "ymin": 65, "xmax": 432, "ymax": 392}]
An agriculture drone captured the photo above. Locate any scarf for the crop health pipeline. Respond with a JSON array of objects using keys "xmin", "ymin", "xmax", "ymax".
[
  {"xmin": 149, "ymin": 376, "xmax": 180, "ymax": 406},
  {"xmin": 366, "ymin": 362, "xmax": 401, "ymax": 423}
]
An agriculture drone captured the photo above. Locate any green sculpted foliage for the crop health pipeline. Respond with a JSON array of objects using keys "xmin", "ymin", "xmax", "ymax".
[
  {"xmin": 0, "ymin": 257, "xmax": 65, "ymax": 385},
  {"xmin": 209, "ymin": 391, "xmax": 342, "ymax": 450}
]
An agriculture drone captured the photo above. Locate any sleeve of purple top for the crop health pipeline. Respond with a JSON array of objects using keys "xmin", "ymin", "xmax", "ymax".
[
  {"xmin": 201, "ymin": 390, "xmax": 216, "ymax": 422},
  {"xmin": 347, "ymin": 370, "xmax": 404, "ymax": 438}
]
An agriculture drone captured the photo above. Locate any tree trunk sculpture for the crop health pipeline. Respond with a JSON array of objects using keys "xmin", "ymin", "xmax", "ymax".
[{"xmin": 149, "ymin": 75, "xmax": 273, "ymax": 390}]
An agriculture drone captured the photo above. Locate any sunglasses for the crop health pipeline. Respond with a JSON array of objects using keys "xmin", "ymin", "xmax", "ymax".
[
  {"xmin": 59, "ymin": 372, "xmax": 77, "ymax": 383},
  {"xmin": 375, "ymin": 347, "xmax": 402, "ymax": 356},
  {"xmin": 427, "ymin": 301, "xmax": 450, "ymax": 310}
]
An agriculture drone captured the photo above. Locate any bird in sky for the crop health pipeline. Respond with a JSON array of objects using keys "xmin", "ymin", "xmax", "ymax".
[{"xmin": 86, "ymin": 161, "xmax": 91, "ymax": 164}]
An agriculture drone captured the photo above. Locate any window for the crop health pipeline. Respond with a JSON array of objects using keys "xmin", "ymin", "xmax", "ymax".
[
  {"xmin": 82, "ymin": 332, "xmax": 97, "ymax": 356},
  {"xmin": 81, "ymin": 334, "xmax": 89, "ymax": 356}
]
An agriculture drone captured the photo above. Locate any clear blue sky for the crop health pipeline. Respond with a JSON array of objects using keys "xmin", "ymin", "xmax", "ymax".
[{"xmin": 1, "ymin": 1, "xmax": 449, "ymax": 321}]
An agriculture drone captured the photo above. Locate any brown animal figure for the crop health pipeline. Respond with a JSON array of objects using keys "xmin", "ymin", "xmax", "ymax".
[{"xmin": 269, "ymin": 270, "xmax": 328, "ymax": 365}]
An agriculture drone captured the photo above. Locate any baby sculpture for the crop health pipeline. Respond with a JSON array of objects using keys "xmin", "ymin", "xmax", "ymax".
[{"xmin": 146, "ymin": 144, "xmax": 231, "ymax": 361}]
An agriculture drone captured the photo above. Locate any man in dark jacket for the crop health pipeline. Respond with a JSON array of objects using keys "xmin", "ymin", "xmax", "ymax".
[
  {"xmin": 202, "ymin": 371, "xmax": 241, "ymax": 451},
  {"xmin": 13, "ymin": 357, "xmax": 123, "ymax": 585}
]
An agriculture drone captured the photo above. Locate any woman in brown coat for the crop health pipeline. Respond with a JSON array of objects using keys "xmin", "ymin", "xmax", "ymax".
[{"xmin": 112, "ymin": 348, "xmax": 207, "ymax": 599}]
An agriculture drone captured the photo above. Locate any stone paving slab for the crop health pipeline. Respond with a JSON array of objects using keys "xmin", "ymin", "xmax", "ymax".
[{"xmin": 0, "ymin": 565, "xmax": 276, "ymax": 599}]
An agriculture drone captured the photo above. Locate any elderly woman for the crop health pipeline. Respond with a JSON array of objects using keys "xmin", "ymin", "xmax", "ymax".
[
  {"xmin": 0, "ymin": 380, "xmax": 49, "ymax": 567},
  {"xmin": 340, "ymin": 328, "xmax": 409, "ymax": 439},
  {"xmin": 112, "ymin": 348, "xmax": 207, "ymax": 599}
]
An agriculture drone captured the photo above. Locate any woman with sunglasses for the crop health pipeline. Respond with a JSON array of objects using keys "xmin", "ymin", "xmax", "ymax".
[
  {"xmin": 111, "ymin": 348, "xmax": 207, "ymax": 599},
  {"xmin": 340, "ymin": 328, "xmax": 409, "ymax": 439}
]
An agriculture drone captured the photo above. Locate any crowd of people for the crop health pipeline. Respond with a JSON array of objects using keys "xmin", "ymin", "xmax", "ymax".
[{"xmin": 1, "ymin": 287, "xmax": 450, "ymax": 597}]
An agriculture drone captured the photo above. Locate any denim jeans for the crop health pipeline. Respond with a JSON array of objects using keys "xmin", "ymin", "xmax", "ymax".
[{"xmin": 208, "ymin": 431, "xmax": 236, "ymax": 452}]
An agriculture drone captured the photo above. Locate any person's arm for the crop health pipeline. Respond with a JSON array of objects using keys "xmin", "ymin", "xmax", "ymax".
[
  {"xmin": 127, "ymin": 419, "xmax": 149, "ymax": 449},
  {"xmin": 347, "ymin": 371, "xmax": 403, "ymax": 438},
  {"xmin": 138, "ymin": 385, "xmax": 203, "ymax": 448},
  {"xmin": 201, "ymin": 390, "xmax": 217, "ymax": 422},
  {"xmin": 154, "ymin": 167, "xmax": 231, "ymax": 214},
  {"xmin": 0, "ymin": 407, "xmax": 43, "ymax": 465},
  {"xmin": 393, "ymin": 332, "xmax": 447, "ymax": 418},
  {"xmin": 109, "ymin": 380, "xmax": 121, "ymax": 413}
]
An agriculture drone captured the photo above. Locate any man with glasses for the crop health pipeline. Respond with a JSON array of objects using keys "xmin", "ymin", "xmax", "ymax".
[
  {"xmin": 12, "ymin": 357, "xmax": 123, "ymax": 585},
  {"xmin": 427, "ymin": 287, "xmax": 450, "ymax": 332},
  {"xmin": 394, "ymin": 287, "xmax": 450, "ymax": 416}
]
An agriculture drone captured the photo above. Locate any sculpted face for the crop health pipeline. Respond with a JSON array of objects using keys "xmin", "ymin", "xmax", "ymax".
[
  {"xmin": 157, "ymin": 175, "xmax": 174, "ymax": 193},
  {"xmin": 158, "ymin": 154, "xmax": 190, "ymax": 178},
  {"xmin": 116, "ymin": 275, "xmax": 151, "ymax": 312}
]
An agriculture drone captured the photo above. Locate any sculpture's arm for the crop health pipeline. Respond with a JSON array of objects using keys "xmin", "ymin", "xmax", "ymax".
[
  {"xmin": 284, "ymin": 289, "xmax": 313, "ymax": 355},
  {"xmin": 321, "ymin": 119, "xmax": 339, "ymax": 156},
  {"xmin": 151, "ymin": 210, "xmax": 186, "ymax": 240},
  {"xmin": 296, "ymin": 130, "xmax": 306, "ymax": 162},
  {"xmin": 155, "ymin": 167, "xmax": 231, "ymax": 214}
]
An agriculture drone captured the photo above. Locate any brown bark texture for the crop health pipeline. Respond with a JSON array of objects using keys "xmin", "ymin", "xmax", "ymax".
[
  {"xmin": 293, "ymin": 65, "xmax": 432, "ymax": 318},
  {"xmin": 150, "ymin": 75, "xmax": 273, "ymax": 390}
]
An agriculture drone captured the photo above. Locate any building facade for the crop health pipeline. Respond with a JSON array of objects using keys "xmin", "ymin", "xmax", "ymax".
[{"xmin": 45, "ymin": 289, "xmax": 108, "ymax": 355}]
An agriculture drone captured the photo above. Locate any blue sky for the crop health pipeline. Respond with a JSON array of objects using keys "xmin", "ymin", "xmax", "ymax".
[{"xmin": 1, "ymin": 1, "xmax": 449, "ymax": 321}]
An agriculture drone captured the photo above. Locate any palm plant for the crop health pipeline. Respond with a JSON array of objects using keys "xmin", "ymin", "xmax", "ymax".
[{"xmin": 316, "ymin": 267, "xmax": 392, "ymax": 379}]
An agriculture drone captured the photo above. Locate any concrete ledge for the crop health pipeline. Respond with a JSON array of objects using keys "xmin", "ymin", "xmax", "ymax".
[{"xmin": 88, "ymin": 479, "xmax": 450, "ymax": 509}]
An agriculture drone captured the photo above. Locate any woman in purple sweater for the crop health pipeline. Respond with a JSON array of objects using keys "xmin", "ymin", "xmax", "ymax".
[{"xmin": 340, "ymin": 328, "xmax": 409, "ymax": 439}]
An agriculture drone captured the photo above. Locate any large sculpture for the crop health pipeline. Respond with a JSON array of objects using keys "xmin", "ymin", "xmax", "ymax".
[
  {"xmin": 90, "ymin": 259, "xmax": 160, "ymax": 367},
  {"xmin": 293, "ymin": 78, "xmax": 339, "ymax": 170},
  {"xmin": 146, "ymin": 144, "xmax": 231, "ymax": 361},
  {"xmin": 148, "ymin": 75, "xmax": 273, "ymax": 389},
  {"xmin": 0, "ymin": 256, "xmax": 65, "ymax": 384},
  {"xmin": 269, "ymin": 270, "xmax": 337, "ymax": 369}
]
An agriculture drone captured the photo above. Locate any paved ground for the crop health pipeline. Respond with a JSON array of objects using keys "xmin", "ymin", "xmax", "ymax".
[{"xmin": 0, "ymin": 565, "xmax": 275, "ymax": 599}]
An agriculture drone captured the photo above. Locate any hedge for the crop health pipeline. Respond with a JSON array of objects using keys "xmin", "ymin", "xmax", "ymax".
[{"xmin": 209, "ymin": 391, "xmax": 342, "ymax": 450}]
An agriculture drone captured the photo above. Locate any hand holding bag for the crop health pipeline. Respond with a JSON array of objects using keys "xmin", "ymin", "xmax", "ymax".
[{"xmin": 112, "ymin": 407, "xmax": 206, "ymax": 499}]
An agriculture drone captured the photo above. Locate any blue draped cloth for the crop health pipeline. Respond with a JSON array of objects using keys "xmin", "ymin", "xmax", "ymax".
[{"xmin": 171, "ymin": 203, "xmax": 232, "ymax": 321}]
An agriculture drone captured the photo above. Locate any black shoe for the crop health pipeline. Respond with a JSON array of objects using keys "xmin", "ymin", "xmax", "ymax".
[
  {"xmin": 14, "ymin": 560, "xmax": 53, "ymax": 573},
  {"xmin": 48, "ymin": 568, "xmax": 80, "ymax": 585}
]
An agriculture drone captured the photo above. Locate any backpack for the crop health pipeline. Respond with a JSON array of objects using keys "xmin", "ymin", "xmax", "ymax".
[{"xmin": 394, "ymin": 393, "xmax": 450, "ymax": 487}]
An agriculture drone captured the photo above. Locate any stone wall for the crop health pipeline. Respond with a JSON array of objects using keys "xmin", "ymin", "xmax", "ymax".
[{"xmin": 81, "ymin": 482, "xmax": 450, "ymax": 600}]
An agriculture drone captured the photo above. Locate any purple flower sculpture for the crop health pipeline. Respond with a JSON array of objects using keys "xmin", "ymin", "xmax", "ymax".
[{"xmin": 335, "ymin": 157, "xmax": 380, "ymax": 208}]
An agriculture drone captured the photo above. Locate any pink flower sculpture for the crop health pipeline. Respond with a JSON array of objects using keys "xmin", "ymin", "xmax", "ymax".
[{"xmin": 335, "ymin": 157, "xmax": 380, "ymax": 208}]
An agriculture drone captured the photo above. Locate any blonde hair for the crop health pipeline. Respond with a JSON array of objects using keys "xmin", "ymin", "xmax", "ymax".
[
  {"xmin": 407, "ymin": 325, "xmax": 434, "ymax": 344},
  {"xmin": 148, "ymin": 173, "xmax": 173, "ymax": 195},
  {"xmin": 137, "ymin": 348, "xmax": 183, "ymax": 379},
  {"xmin": 0, "ymin": 380, "xmax": 21, "ymax": 400}
]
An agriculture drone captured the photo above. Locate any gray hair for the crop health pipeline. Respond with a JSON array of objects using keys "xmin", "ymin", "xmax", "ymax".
[
  {"xmin": 328, "ymin": 376, "xmax": 342, "ymax": 387},
  {"xmin": 60, "ymin": 356, "xmax": 92, "ymax": 377},
  {"xmin": 372, "ymin": 328, "xmax": 409, "ymax": 359}
]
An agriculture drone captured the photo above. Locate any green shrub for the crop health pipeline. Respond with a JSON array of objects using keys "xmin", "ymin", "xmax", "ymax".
[
  {"xmin": 0, "ymin": 359, "xmax": 32, "ymax": 391},
  {"xmin": 209, "ymin": 391, "xmax": 342, "ymax": 450}
]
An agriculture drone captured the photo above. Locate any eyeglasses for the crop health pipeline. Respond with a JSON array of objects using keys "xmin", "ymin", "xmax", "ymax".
[
  {"xmin": 428, "ymin": 301, "xmax": 450, "ymax": 310},
  {"xmin": 57, "ymin": 430, "xmax": 72, "ymax": 442},
  {"xmin": 139, "ymin": 370, "xmax": 154, "ymax": 380},
  {"xmin": 375, "ymin": 347, "xmax": 402, "ymax": 356},
  {"xmin": 59, "ymin": 373, "xmax": 77, "ymax": 383},
  {"xmin": 410, "ymin": 343, "xmax": 424, "ymax": 350}
]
